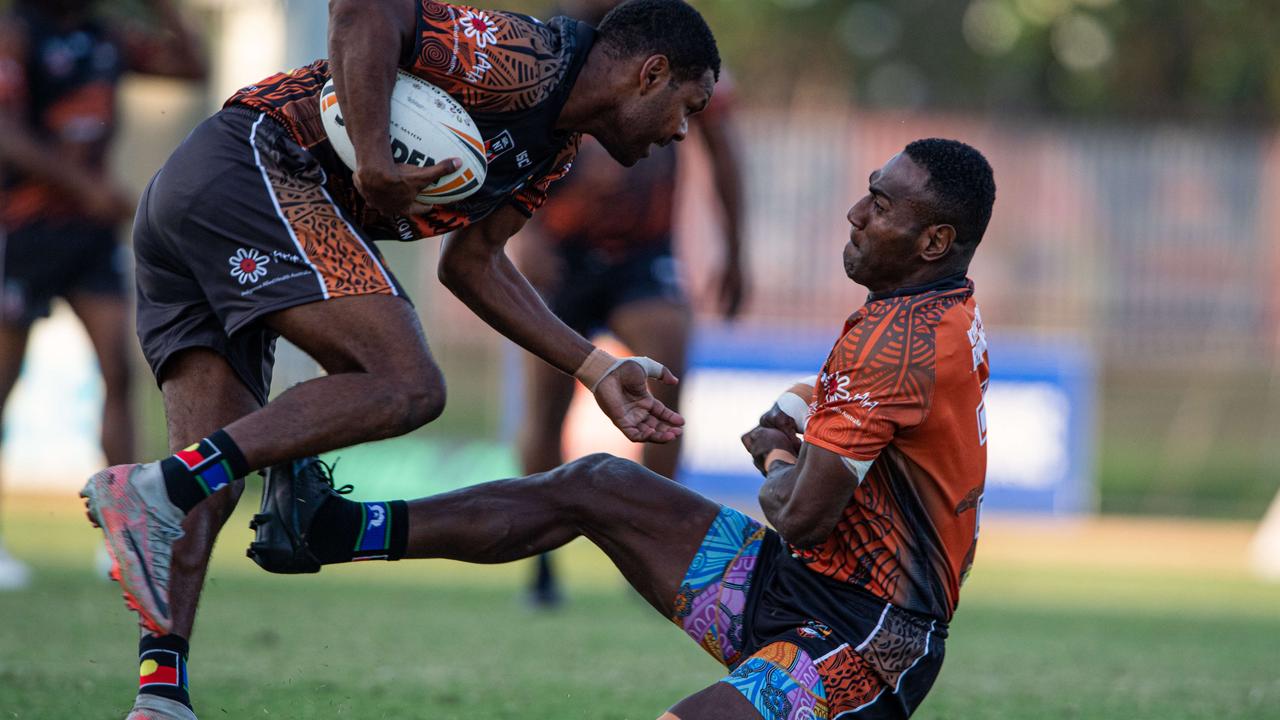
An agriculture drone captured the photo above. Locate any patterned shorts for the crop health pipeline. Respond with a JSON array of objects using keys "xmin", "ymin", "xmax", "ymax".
[
  {"xmin": 134, "ymin": 106, "xmax": 406, "ymax": 404},
  {"xmin": 671, "ymin": 507, "xmax": 945, "ymax": 720}
]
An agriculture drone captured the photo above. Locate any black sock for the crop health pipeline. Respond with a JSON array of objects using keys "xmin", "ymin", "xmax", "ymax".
[
  {"xmin": 307, "ymin": 497, "xmax": 409, "ymax": 565},
  {"xmin": 160, "ymin": 429, "xmax": 251, "ymax": 514},
  {"xmin": 137, "ymin": 633, "xmax": 191, "ymax": 709}
]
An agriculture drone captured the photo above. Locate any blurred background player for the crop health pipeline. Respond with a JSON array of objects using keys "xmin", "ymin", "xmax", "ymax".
[
  {"xmin": 514, "ymin": 0, "xmax": 745, "ymax": 608},
  {"xmin": 0, "ymin": 0, "xmax": 205, "ymax": 590}
]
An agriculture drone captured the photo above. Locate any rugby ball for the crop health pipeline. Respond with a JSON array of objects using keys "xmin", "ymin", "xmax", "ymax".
[{"xmin": 319, "ymin": 71, "xmax": 487, "ymax": 204}]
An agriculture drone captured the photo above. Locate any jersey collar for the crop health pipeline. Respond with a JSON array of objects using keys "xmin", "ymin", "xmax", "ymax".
[{"xmin": 866, "ymin": 271, "xmax": 971, "ymax": 303}]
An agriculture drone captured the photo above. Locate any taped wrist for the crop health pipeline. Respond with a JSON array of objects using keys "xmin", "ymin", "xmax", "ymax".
[
  {"xmin": 574, "ymin": 348, "xmax": 619, "ymax": 391},
  {"xmin": 576, "ymin": 348, "xmax": 667, "ymax": 392},
  {"xmin": 775, "ymin": 376, "xmax": 818, "ymax": 431}
]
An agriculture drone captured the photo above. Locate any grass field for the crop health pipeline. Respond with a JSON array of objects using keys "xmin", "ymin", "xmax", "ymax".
[{"xmin": 1, "ymin": 486, "xmax": 1278, "ymax": 720}]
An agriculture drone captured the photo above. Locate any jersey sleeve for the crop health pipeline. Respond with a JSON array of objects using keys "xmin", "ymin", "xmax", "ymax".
[
  {"xmin": 804, "ymin": 315, "xmax": 935, "ymax": 461},
  {"xmin": 508, "ymin": 135, "xmax": 580, "ymax": 217},
  {"xmin": 406, "ymin": 2, "xmax": 562, "ymax": 112}
]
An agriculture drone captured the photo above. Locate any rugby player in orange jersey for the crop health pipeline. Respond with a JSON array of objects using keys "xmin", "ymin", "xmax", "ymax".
[
  {"xmin": 77, "ymin": 1, "xmax": 720, "ymax": 718},
  {"xmin": 257, "ymin": 139, "xmax": 995, "ymax": 719}
]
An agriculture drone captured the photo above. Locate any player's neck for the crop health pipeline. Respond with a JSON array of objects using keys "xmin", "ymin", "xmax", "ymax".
[
  {"xmin": 557, "ymin": 44, "xmax": 616, "ymax": 133},
  {"xmin": 869, "ymin": 263, "xmax": 968, "ymax": 296}
]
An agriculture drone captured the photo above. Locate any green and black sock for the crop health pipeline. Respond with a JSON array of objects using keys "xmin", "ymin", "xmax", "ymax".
[
  {"xmin": 308, "ymin": 497, "xmax": 409, "ymax": 565},
  {"xmin": 160, "ymin": 429, "xmax": 250, "ymax": 514}
]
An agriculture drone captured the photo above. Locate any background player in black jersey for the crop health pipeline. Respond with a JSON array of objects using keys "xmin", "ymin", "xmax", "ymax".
[
  {"xmin": 79, "ymin": 2, "xmax": 722, "ymax": 718},
  {"xmin": 0, "ymin": 0, "xmax": 205, "ymax": 590},
  {"xmin": 514, "ymin": 0, "xmax": 746, "ymax": 607}
]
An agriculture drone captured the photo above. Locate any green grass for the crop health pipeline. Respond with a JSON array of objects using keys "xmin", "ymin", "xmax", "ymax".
[{"xmin": 2, "ymin": 490, "xmax": 1279, "ymax": 719}]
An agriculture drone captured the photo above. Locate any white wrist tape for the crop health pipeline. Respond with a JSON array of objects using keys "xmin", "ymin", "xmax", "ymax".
[
  {"xmin": 575, "ymin": 348, "xmax": 668, "ymax": 392},
  {"xmin": 775, "ymin": 392, "xmax": 811, "ymax": 432},
  {"xmin": 774, "ymin": 375, "xmax": 817, "ymax": 431},
  {"xmin": 592, "ymin": 356, "xmax": 666, "ymax": 392}
]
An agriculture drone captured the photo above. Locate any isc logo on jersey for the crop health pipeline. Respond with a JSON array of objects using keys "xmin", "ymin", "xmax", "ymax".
[{"xmin": 319, "ymin": 71, "xmax": 488, "ymax": 204}]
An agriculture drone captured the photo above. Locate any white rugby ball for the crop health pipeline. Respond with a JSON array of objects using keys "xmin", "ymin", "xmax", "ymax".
[{"xmin": 319, "ymin": 71, "xmax": 487, "ymax": 204}]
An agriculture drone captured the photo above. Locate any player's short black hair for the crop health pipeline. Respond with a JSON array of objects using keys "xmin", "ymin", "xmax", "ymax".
[
  {"xmin": 903, "ymin": 138, "xmax": 996, "ymax": 250},
  {"xmin": 596, "ymin": 0, "xmax": 721, "ymax": 83}
]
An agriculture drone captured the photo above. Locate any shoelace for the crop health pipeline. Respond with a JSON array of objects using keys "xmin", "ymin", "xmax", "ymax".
[{"xmin": 308, "ymin": 457, "xmax": 354, "ymax": 496}]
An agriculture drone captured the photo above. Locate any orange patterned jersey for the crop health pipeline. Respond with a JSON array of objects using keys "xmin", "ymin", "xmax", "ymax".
[
  {"xmin": 799, "ymin": 274, "xmax": 989, "ymax": 621},
  {"xmin": 225, "ymin": 1, "xmax": 592, "ymax": 240}
]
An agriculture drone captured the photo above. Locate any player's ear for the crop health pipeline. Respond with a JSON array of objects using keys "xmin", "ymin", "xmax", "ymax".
[
  {"xmin": 639, "ymin": 55, "xmax": 671, "ymax": 95},
  {"xmin": 920, "ymin": 223, "xmax": 956, "ymax": 262}
]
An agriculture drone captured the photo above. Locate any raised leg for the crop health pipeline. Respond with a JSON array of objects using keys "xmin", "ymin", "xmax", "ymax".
[
  {"xmin": 227, "ymin": 294, "xmax": 445, "ymax": 468},
  {"xmin": 403, "ymin": 453, "xmax": 718, "ymax": 616}
]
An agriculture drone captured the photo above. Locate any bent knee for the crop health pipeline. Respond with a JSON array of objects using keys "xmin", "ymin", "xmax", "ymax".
[
  {"xmin": 383, "ymin": 373, "xmax": 447, "ymax": 435},
  {"xmin": 554, "ymin": 453, "xmax": 648, "ymax": 498},
  {"xmin": 565, "ymin": 452, "xmax": 636, "ymax": 478}
]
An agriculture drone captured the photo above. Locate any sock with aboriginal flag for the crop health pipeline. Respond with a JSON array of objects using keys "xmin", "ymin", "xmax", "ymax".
[
  {"xmin": 137, "ymin": 634, "xmax": 191, "ymax": 709},
  {"xmin": 160, "ymin": 429, "xmax": 250, "ymax": 514}
]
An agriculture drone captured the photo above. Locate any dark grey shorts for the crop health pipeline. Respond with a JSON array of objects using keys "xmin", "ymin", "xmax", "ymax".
[
  {"xmin": 134, "ymin": 107, "xmax": 406, "ymax": 404},
  {"xmin": 1, "ymin": 220, "xmax": 126, "ymax": 326}
]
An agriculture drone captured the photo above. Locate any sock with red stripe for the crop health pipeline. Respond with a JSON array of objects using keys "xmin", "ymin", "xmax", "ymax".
[
  {"xmin": 137, "ymin": 633, "xmax": 191, "ymax": 710},
  {"xmin": 307, "ymin": 497, "xmax": 409, "ymax": 565},
  {"xmin": 160, "ymin": 429, "xmax": 250, "ymax": 514}
]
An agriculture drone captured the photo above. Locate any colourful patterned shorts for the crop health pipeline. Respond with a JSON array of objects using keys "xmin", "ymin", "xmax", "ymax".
[
  {"xmin": 670, "ymin": 507, "xmax": 944, "ymax": 720},
  {"xmin": 671, "ymin": 506, "xmax": 767, "ymax": 667}
]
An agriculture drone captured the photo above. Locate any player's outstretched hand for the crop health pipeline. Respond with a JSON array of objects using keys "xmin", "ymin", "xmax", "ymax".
[
  {"xmin": 592, "ymin": 360, "xmax": 685, "ymax": 443},
  {"xmin": 355, "ymin": 159, "xmax": 461, "ymax": 217}
]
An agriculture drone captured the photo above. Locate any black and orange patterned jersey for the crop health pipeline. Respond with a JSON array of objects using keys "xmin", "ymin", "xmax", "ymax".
[
  {"xmin": 533, "ymin": 75, "xmax": 735, "ymax": 257},
  {"xmin": 0, "ymin": 8, "xmax": 123, "ymax": 229},
  {"xmin": 798, "ymin": 274, "xmax": 990, "ymax": 621},
  {"xmin": 225, "ymin": 1, "xmax": 593, "ymax": 241}
]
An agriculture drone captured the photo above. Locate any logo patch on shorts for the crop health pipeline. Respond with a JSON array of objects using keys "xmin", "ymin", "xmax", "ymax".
[{"xmin": 229, "ymin": 248, "xmax": 270, "ymax": 285}]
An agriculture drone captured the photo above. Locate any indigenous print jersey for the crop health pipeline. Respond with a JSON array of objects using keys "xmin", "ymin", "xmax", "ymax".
[
  {"xmin": 225, "ymin": 1, "xmax": 591, "ymax": 240},
  {"xmin": 534, "ymin": 76, "xmax": 734, "ymax": 259},
  {"xmin": 800, "ymin": 274, "xmax": 989, "ymax": 621},
  {"xmin": 0, "ymin": 8, "xmax": 124, "ymax": 229}
]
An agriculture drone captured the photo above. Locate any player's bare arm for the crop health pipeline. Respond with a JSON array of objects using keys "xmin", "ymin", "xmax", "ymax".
[
  {"xmin": 440, "ymin": 204, "xmax": 684, "ymax": 443},
  {"xmin": 743, "ymin": 430, "xmax": 858, "ymax": 548},
  {"xmin": 329, "ymin": 0, "xmax": 458, "ymax": 217}
]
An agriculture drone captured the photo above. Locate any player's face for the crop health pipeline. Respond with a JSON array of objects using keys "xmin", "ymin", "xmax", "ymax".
[
  {"xmin": 843, "ymin": 153, "xmax": 936, "ymax": 292},
  {"xmin": 599, "ymin": 65, "xmax": 714, "ymax": 167}
]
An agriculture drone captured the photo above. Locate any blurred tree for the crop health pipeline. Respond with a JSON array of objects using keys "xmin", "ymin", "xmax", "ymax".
[
  {"xmin": 13, "ymin": 0, "xmax": 1273, "ymax": 119},
  {"xmin": 517, "ymin": 0, "xmax": 1280, "ymax": 121}
]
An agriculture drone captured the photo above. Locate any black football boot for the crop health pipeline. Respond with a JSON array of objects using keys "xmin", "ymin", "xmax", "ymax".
[{"xmin": 246, "ymin": 457, "xmax": 352, "ymax": 574}]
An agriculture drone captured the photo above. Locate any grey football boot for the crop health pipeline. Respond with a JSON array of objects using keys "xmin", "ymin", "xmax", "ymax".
[
  {"xmin": 246, "ymin": 457, "xmax": 351, "ymax": 574},
  {"xmin": 125, "ymin": 694, "xmax": 198, "ymax": 720}
]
